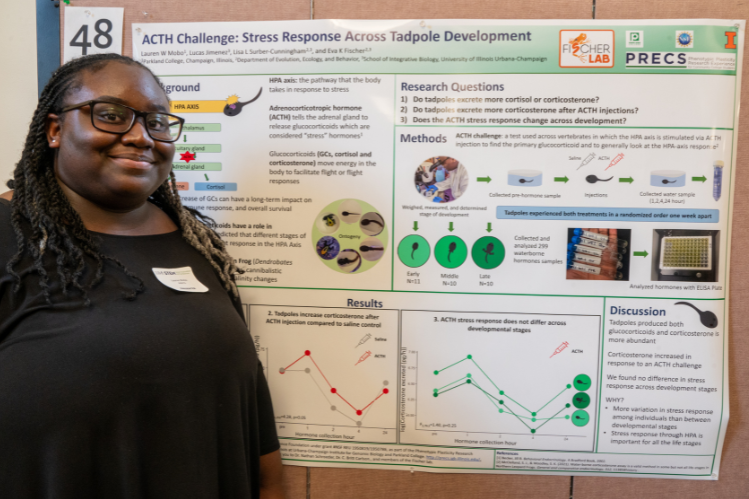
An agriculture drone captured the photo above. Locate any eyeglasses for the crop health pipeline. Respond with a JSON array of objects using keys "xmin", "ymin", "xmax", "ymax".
[{"xmin": 58, "ymin": 100, "xmax": 185, "ymax": 142}]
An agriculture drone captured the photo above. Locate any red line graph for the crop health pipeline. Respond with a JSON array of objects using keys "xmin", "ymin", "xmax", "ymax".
[{"xmin": 282, "ymin": 350, "xmax": 389, "ymax": 417}]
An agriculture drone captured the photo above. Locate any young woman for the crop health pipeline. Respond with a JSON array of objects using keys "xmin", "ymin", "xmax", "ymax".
[{"xmin": 0, "ymin": 54, "xmax": 285, "ymax": 498}]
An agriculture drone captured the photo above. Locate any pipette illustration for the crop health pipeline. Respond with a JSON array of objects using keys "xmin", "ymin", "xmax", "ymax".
[
  {"xmin": 550, "ymin": 341, "xmax": 569, "ymax": 358},
  {"xmin": 355, "ymin": 350, "xmax": 372, "ymax": 366}
]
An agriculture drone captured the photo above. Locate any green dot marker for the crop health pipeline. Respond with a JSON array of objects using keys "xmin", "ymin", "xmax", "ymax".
[
  {"xmin": 531, "ymin": 418, "xmax": 536, "ymax": 422},
  {"xmin": 573, "ymin": 392, "xmax": 591, "ymax": 409},
  {"xmin": 433, "ymin": 393, "xmax": 439, "ymax": 397},
  {"xmin": 499, "ymin": 400, "xmax": 504, "ymax": 405},
  {"xmin": 466, "ymin": 373, "xmax": 472, "ymax": 378},
  {"xmin": 531, "ymin": 429, "xmax": 536, "ymax": 434},
  {"xmin": 471, "ymin": 236, "xmax": 505, "ymax": 269},
  {"xmin": 466, "ymin": 379, "xmax": 472, "ymax": 384},
  {"xmin": 565, "ymin": 415, "xmax": 570, "ymax": 420},
  {"xmin": 531, "ymin": 412, "xmax": 536, "ymax": 416},
  {"xmin": 499, "ymin": 409, "xmax": 504, "ymax": 413},
  {"xmin": 433, "ymin": 389, "xmax": 438, "ymax": 394},
  {"xmin": 573, "ymin": 374, "xmax": 592, "ymax": 392},
  {"xmin": 499, "ymin": 390, "xmax": 504, "ymax": 395},
  {"xmin": 571, "ymin": 410, "xmax": 590, "ymax": 427},
  {"xmin": 397, "ymin": 235, "xmax": 430, "ymax": 268},
  {"xmin": 435, "ymin": 235, "xmax": 467, "ymax": 269},
  {"xmin": 566, "ymin": 384, "xmax": 572, "ymax": 389},
  {"xmin": 434, "ymin": 370, "xmax": 439, "ymax": 375},
  {"xmin": 467, "ymin": 354, "xmax": 472, "ymax": 359},
  {"xmin": 566, "ymin": 403, "xmax": 571, "ymax": 408}
]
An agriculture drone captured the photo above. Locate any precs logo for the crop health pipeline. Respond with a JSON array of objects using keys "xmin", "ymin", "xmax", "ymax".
[
  {"xmin": 676, "ymin": 30, "xmax": 694, "ymax": 48},
  {"xmin": 560, "ymin": 30, "xmax": 615, "ymax": 68}
]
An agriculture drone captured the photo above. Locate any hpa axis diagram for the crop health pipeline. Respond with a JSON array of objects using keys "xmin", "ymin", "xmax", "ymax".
[{"xmin": 431, "ymin": 354, "xmax": 594, "ymax": 433}]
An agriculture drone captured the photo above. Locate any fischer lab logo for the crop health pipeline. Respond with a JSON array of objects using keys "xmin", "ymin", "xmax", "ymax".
[
  {"xmin": 676, "ymin": 30, "xmax": 694, "ymax": 48},
  {"xmin": 559, "ymin": 30, "xmax": 615, "ymax": 68},
  {"xmin": 626, "ymin": 31, "xmax": 644, "ymax": 48}
]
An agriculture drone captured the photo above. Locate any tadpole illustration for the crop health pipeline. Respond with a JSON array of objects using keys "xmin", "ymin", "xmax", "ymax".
[
  {"xmin": 411, "ymin": 242, "xmax": 419, "ymax": 259},
  {"xmin": 361, "ymin": 218, "xmax": 383, "ymax": 228},
  {"xmin": 341, "ymin": 211, "xmax": 360, "ymax": 217},
  {"xmin": 518, "ymin": 178, "xmax": 534, "ymax": 184},
  {"xmin": 223, "ymin": 88, "xmax": 263, "ymax": 116},
  {"xmin": 586, "ymin": 175, "xmax": 614, "ymax": 184},
  {"xmin": 447, "ymin": 241, "xmax": 457, "ymax": 262},
  {"xmin": 482, "ymin": 242, "xmax": 495, "ymax": 263},
  {"xmin": 360, "ymin": 245, "xmax": 383, "ymax": 252},
  {"xmin": 675, "ymin": 302, "xmax": 718, "ymax": 328},
  {"xmin": 662, "ymin": 179, "xmax": 677, "ymax": 184}
]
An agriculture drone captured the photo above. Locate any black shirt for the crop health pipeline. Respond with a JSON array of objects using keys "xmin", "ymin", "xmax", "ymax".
[{"xmin": 0, "ymin": 198, "xmax": 279, "ymax": 498}]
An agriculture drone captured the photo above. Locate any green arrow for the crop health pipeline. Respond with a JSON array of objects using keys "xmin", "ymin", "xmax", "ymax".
[
  {"xmin": 477, "ymin": 176, "xmax": 492, "ymax": 183},
  {"xmin": 413, "ymin": 221, "xmax": 419, "ymax": 231},
  {"xmin": 619, "ymin": 177, "xmax": 634, "ymax": 184},
  {"xmin": 448, "ymin": 222, "xmax": 454, "ymax": 232},
  {"xmin": 554, "ymin": 176, "xmax": 569, "ymax": 183},
  {"xmin": 204, "ymin": 174, "xmax": 209, "ymax": 181},
  {"xmin": 692, "ymin": 176, "xmax": 707, "ymax": 183},
  {"xmin": 633, "ymin": 250, "xmax": 649, "ymax": 257},
  {"xmin": 486, "ymin": 223, "xmax": 493, "ymax": 233},
  {"xmin": 183, "ymin": 135, "xmax": 187, "ymax": 142}
]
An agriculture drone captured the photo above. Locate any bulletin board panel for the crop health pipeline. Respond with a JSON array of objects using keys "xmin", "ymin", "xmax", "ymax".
[{"xmin": 55, "ymin": 1, "xmax": 749, "ymax": 498}]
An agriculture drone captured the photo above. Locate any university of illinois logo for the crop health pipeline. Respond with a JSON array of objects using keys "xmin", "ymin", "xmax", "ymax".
[{"xmin": 559, "ymin": 30, "xmax": 615, "ymax": 68}]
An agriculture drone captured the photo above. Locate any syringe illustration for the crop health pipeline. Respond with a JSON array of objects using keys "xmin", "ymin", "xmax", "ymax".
[
  {"xmin": 550, "ymin": 341, "xmax": 569, "ymax": 358},
  {"xmin": 605, "ymin": 153, "xmax": 624, "ymax": 171},
  {"xmin": 355, "ymin": 333, "xmax": 372, "ymax": 348},
  {"xmin": 355, "ymin": 350, "xmax": 372, "ymax": 366},
  {"xmin": 577, "ymin": 153, "xmax": 596, "ymax": 170}
]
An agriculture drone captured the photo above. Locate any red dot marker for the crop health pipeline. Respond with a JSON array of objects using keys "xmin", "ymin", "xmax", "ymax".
[
  {"xmin": 305, "ymin": 350, "xmax": 311, "ymax": 356},
  {"xmin": 383, "ymin": 388, "xmax": 389, "ymax": 394},
  {"xmin": 356, "ymin": 410, "xmax": 363, "ymax": 416},
  {"xmin": 330, "ymin": 388, "xmax": 337, "ymax": 394}
]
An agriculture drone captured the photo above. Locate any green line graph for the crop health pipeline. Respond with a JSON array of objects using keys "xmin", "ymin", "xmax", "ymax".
[{"xmin": 432, "ymin": 354, "xmax": 592, "ymax": 434}]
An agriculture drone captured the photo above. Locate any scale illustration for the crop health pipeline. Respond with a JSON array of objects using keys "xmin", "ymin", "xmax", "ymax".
[{"xmin": 400, "ymin": 310, "xmax": 601, "ymax": 452}]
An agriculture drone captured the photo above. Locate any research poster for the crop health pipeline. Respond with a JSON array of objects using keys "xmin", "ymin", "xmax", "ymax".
[{"xmin": 133, "ymin": 19, "xmax": 743, "ymax": 479}]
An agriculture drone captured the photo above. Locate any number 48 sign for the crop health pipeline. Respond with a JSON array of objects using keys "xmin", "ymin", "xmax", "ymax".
[{"xmin": 63, "ymin": 7, "xmax": 124, "ymax": 64}]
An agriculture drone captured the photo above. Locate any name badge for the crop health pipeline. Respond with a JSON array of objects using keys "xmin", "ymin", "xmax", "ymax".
[{"xmin": 152, "ymin": 267, "xmax": 208, "ymax": 293}]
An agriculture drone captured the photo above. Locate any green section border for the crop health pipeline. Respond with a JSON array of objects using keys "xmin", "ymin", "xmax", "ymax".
[{"xmin": 237, "ymin": 285, "xmax": 725, "ymax": 302}]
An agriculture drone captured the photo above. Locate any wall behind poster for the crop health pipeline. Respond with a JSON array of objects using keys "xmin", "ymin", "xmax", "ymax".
[{"xmin": 52, "ymin": 1, "xmax": 749, "ymax": 498}]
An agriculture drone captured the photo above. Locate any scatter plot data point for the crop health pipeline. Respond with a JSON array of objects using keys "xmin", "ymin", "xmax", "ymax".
[
  {"xmin": 305, "ymin": 368, "xmax": 311, "ymax": 373},
  {"xmin": 279, "ymin": 368, "xmax": 286, "ymax": 374},
  {"xmin": 305, "ymin": 350, "xmax": 311, "ymax": 356}
]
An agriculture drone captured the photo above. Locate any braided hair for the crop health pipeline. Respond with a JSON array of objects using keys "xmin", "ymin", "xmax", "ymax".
[{"xmin": 5, "ymin": 53, "xmax": 241, "ymax": 304}]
